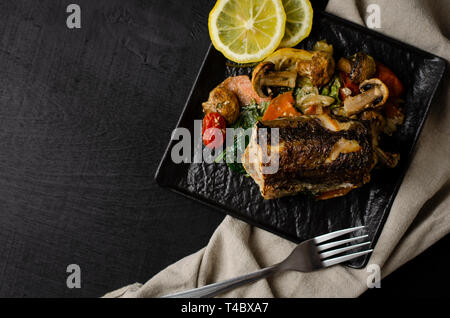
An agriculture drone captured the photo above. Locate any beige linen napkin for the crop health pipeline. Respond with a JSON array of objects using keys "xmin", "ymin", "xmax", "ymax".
[{"xmin": 105, "ymin": 0, "xmax": 450, "ymax": 298}]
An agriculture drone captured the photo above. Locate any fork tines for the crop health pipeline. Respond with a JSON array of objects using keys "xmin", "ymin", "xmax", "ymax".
[{"xmin": 314, "ymin": 226, "xmax": 373, "ymax": 267}]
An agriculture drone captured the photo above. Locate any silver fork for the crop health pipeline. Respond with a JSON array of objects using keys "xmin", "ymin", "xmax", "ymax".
[{"xmin": 162, "ymin": 226, "xmax": 372, "ymax": 298}]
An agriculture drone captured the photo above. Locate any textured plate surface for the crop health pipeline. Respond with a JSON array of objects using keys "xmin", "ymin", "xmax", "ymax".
[{"xmin": 155, "ymin": 12, "xmax": 446, "ymax": 268}]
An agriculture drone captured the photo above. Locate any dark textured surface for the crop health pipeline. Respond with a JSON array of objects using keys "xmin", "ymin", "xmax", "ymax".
[
  {"xmin": 156, "ymin": 12, "xmax": 446, "ymax": 268},
  {"xmin": 0, "ymin": 0, "xmax": 447, "ymax": 298},
  {"xmin": 0, "ymin": 0, "xmax": 222, "ymax": 297}
]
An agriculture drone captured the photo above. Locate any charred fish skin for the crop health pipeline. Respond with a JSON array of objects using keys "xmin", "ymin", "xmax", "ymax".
[{"xmin": 243, "ymin": 116, "xmax": 375, "ymax": 200}]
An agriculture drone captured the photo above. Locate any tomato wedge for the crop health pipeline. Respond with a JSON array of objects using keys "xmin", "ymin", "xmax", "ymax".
[
  {"xmin": 376, "ymin": 62, "xmax": 404, "ymax": 98},
  {"xmin": 262, "ymin": 92, "xmax": 300, "ymax": 121},
  {"xmin": 339, "ymin": 71, "xmax": 359, "ymax": 99}
]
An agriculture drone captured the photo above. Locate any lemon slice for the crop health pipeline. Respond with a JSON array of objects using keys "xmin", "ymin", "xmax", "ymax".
[
  {"xmin": 279, "ymin": 0, "xmax": 313, "ymax": 48},
  {"xmin": 209, "ymin": 0, "xmax": 286, "ymax": 63}
]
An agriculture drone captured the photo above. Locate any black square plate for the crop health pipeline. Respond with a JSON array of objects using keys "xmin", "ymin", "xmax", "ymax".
[{"xmin": 155, "ymin": 12, "xmax": 446, "ymax": 268}]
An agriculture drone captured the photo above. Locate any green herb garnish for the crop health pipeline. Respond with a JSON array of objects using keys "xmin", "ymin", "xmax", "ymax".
[{"xmin": 215, "ymin": 101, "xmax": 270, "ymax": 175}]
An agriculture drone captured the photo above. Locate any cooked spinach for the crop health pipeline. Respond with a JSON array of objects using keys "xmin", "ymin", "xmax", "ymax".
[
  {"xmin": 215, "ymin": 101, "xmax": 270, "ymax": 174},
  {"xmin": 233, "ymin": 101, "xmax": 270, "ymax": 129}
]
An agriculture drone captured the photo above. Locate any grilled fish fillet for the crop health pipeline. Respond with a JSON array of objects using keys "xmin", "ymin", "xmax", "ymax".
[{"xmin": 242, "ymin": 115, "xmax": 376, "ymax": 200}]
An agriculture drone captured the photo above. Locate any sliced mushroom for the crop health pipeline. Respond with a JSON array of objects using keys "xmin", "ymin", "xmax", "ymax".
[
  {"xmin": 264, "ymin": 48, "xmax": 312, "ymax": 72},
  {"xmin": 251, "ymin": 62, "xmax": 297, "ymax": 98},
  {"xmin": 338, "ymin": 79, "xmax": 389, "ymax": 117},
  {"xmin": 337, "ymin": 53, "xmax": 376, "ymax": 84},
  {"xmin": 263, "ymin": 44, "xmax": 335, "ymax": 88}
]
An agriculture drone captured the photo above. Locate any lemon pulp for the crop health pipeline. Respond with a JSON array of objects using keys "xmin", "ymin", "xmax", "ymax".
[
  {"xmin": 279, "ymin": 0, "xmax": 313, "ymax": 48},
  {"xmin": 209, "ymin": 0, "xmax": 286, "ymax": 63}
]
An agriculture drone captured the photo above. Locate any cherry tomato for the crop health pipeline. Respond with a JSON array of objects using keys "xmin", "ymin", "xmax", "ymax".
[{"xmin": 202, "ymin": 112, "xmax": 226, "ymax": 149}]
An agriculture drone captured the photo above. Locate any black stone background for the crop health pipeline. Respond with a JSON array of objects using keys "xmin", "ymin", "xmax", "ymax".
[{"xmin": 0, "ymin": 0, "xmax": 447, "ymax": 298}]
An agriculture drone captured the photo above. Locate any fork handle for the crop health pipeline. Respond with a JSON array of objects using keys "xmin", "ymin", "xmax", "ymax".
[{"xmin": 161, "ymin": 264, "xmax": 281, "ymax": 298}]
